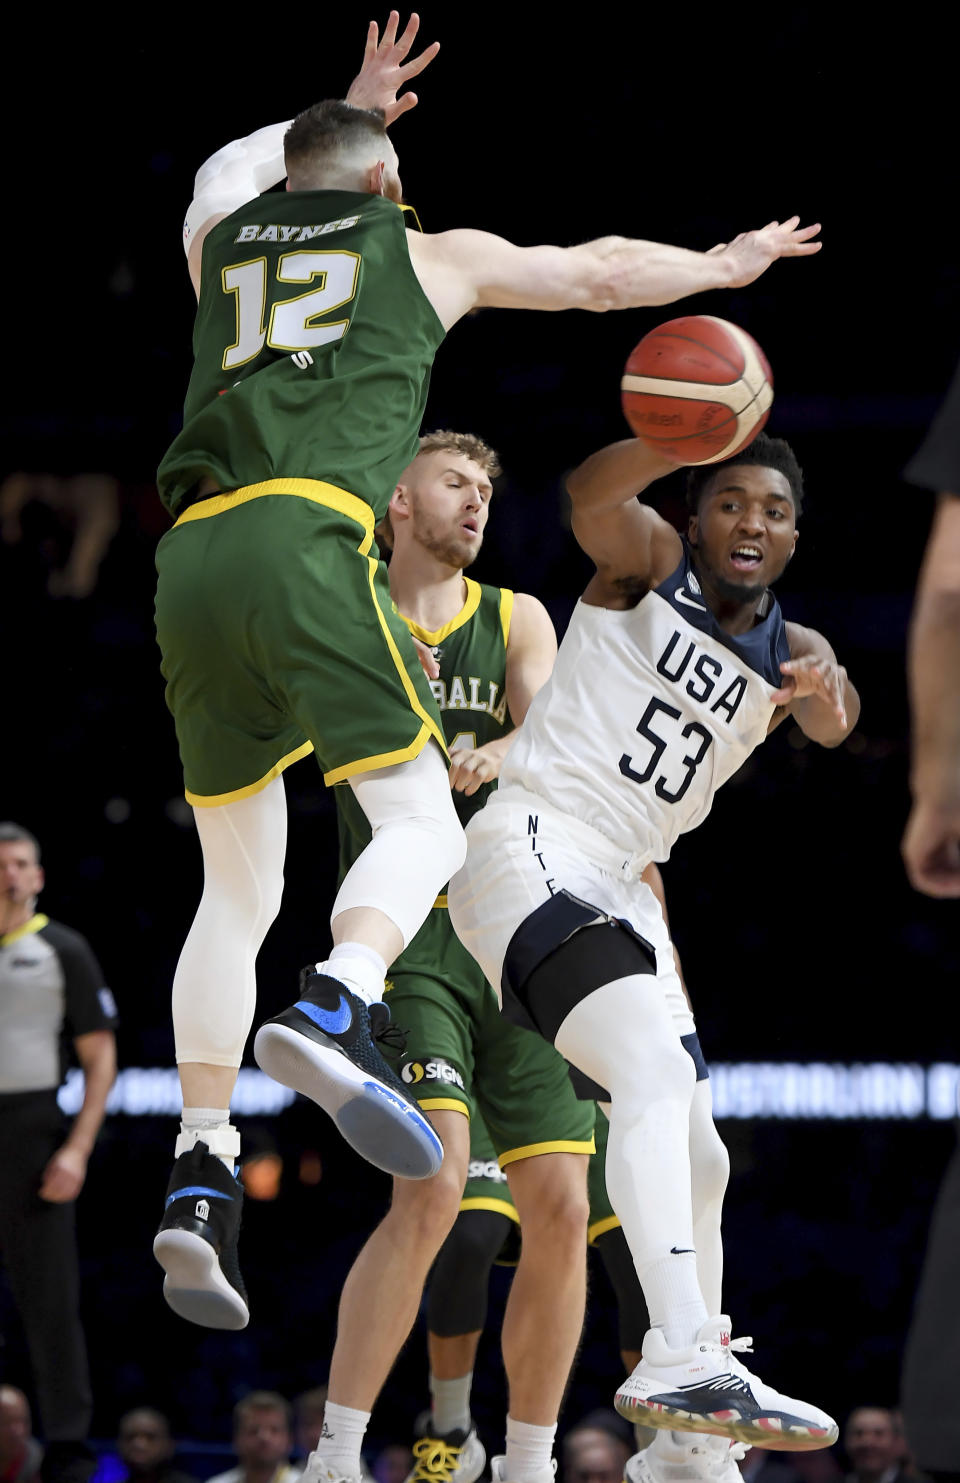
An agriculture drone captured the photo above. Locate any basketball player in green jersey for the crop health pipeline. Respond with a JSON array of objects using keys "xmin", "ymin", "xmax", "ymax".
[
  {"xmin": 321, "ymin": 429, "xmax": 591, "ymax": 1483},
  {"xmin": 318, "ymin": 435, "xmax": 729, "ymax": 1483},
  {"xmin": 153, "ymin": 10, "xmax": 822, "ymax": 1330}
]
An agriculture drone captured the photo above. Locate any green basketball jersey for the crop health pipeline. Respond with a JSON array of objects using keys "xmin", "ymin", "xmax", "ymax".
[
  {"xmin": 157, "ymin": 190, "xmax": 445, "ymax": 520},
  {"xmin": 337, "ymin": 577, "xmax": 514, "ymax": 877}
]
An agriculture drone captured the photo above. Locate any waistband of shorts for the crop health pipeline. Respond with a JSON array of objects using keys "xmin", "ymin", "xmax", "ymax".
[
  {"xmin": 489, "ymin": 785, "xmax": 654, "ymax": 881},
  {"xmin": 173, "ymin": 478, "xmax": 375, "ymax": 532}
]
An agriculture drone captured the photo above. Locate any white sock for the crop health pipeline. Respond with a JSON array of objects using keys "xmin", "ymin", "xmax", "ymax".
[
  {"xmin": 429, "ymin": 1372, "xmax": 473, "ymax": 1435},
  {"xmin": 641, "ymin": 1253, "xmax": 708, "ymax": 1350},
  {"xmin": 318, "ymin": 1401, "xmax": 370, "ymax": 1477},
  {"xmin": 504, "ymin": 1417, "xmax": 556, "ymax": 1483},
  {"xmin": 176, "ymin": 1107, "xmax": 238, "ymax": 1169},
  {"xmin": 321, "ymin": 942, "xmax": 387, "ymax": 1006}
]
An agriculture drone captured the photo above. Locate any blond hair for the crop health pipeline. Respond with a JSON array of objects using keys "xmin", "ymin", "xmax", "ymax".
[{"xmin": 416, "ymin": 429, "xmax": 501, "ymax": 479}]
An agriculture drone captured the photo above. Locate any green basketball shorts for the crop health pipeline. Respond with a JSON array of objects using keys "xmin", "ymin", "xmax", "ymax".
[
  {"xmin": 155, "ymin": 479, "xmax": 445, "ymax": 805},
  {"xmin": 383, "ymin": 906, "xmax": 595, "ymax": 1165}
]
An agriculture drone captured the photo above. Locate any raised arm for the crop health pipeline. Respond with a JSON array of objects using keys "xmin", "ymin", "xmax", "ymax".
[
  {"xmin": 409, "ymin": 217, "xmax": 821, "ymax": 331},
  {"xmin": 182, "ymin": 10, "xmax": 439, "ymax": 295},
  {"xmin": 768, "ymin": 622, "xmax": 860, "ymax": 747},
  {"xmin": 448, "ymin": 593, "xmax": 557, "ymax": 797},
  {"xmin": 565, "ymin": 439, "xmax": 685, "ymax": 606}
]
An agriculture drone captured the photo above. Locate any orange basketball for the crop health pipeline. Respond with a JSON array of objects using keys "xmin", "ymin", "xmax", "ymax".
[{"xmin": 621, "ymin": 316, "xmax": 773, "ymax": 465}]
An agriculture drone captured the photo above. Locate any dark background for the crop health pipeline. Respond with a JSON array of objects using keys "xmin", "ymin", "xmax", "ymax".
[{"xmin": 1, "ymin": 2, "xmax": 957, "ymax": 1467}]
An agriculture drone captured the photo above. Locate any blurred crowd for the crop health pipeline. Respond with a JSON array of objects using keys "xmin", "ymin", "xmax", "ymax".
[{"xmin": 0, "ymin": 1388, "xmax": 931, "ymax": 1483}]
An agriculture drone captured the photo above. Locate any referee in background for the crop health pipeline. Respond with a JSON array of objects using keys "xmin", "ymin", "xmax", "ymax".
[{"xmin": 0, "ymin": 822, "xmax": 117, "ymax": 1483}]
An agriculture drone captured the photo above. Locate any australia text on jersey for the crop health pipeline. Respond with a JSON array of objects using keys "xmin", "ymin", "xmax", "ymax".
[{"xmin": 430, "ymin": 675, "xmax": 508, "ymax": 723}]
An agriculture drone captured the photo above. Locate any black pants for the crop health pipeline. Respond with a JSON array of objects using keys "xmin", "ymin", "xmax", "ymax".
[
  {"xmin": 902, "ymin": 1123, "xmax": 960, "ymax": 1475},
  {"xmin": 0, "ymin": 1091, "xmax": 92, "ymax": 1442}
]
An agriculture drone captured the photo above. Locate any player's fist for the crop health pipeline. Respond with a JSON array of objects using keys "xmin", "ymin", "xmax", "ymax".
[{"xmin": 448, "ymin": 747, "xmax": 499, "ymax": 797}]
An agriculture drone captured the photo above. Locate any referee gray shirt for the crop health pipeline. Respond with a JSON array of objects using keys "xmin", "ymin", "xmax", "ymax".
[{"xmin": 0, "ymin": 913, "xmax": 118, "ymax": 1093}]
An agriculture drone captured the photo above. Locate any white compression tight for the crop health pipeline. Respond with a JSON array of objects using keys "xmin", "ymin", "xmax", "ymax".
[
  {"xmin": 174, "ymin": 743, "xmax": 465, "ymax": 1068},
  {"xmin": 555, "ymin": 976, "xmax": 729, "ymax": 1321}
]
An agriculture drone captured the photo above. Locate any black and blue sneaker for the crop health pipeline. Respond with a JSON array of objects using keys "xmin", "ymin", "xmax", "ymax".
[
  {"xmin": 253, "ymin": 968, "xmax": 444, "ymax": 1180},
  {"xmin": 153, "ymin": 1140, "xmax": 249, "ymax": 1330}
]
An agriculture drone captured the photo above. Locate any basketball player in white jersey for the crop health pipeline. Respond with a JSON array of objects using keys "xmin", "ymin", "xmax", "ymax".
[{"xmin": 448, "ymin": 430, "xmax": 859, "ymax": 1478}]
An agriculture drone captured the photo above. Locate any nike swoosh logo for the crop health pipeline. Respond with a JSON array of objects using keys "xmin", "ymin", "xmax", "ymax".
[
  {"xmin": 165, "ymin": 1185, "xmax": 232, "ymax": 1208},
  {"xmin": 296, "ymin": 995, "xmax": 353, "ymax": 1035},
  {"xmin": 670, "ymin": 1245, "xmax": 695, "ymax": 1254},
  {"xmin": 675, "ymin": 590, "xmax": 707, "ymax": 611}
]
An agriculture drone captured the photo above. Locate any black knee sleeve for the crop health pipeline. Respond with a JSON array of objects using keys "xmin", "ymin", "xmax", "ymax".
[
  {"xmin": 594, "ymin": 1223, "xmax": 650, "ymax": 1354},
  {"xmin": 426, "ymin": 1208, "xmax": 515, "ymax": 1337},
  {"xmin": 501, "ymin": 890, "xmax": 657, "ymax": 1100}
]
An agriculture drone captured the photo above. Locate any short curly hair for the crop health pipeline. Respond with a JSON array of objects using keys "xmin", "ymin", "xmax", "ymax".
[
  {"xmin": 284, "ymin": 100, "xmax": 388, "ymax": 187},
  {"xmin": 685, "ymin": 432, "xmax": 805, "ymax": 516}
]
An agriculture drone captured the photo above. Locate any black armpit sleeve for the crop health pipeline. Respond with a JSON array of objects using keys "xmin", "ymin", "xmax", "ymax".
[{"xmin": 39, "ymin": 920, "xmax": 118, "ymax": 1036}]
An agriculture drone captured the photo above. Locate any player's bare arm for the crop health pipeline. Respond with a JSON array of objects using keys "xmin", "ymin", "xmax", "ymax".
[
  {"xmin": 408, "ymin": 218, "xmax": 821, "ymax": 332},
  {"xmin": 564, "ymin": 439, "xmax": 684, "ymax": 608},
  {"xmin": 181, "ymin": 11, "xmax": 438, "ymax": 295},
  {"xmin": 902, "ymin": 494, "xmax": 960, "ymax": 897},
  {"xmin": 448, "ymin": 593, "xmax": 557, "ymax": 797},
  {"xmin": 767, "ymin": 622, "xmax": 860, "ymax": 746}
]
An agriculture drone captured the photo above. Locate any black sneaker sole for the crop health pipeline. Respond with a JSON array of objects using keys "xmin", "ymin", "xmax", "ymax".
[
  {"xmin": 153, "ymin": 1227, "xmax": 249, "ymax": 1330},
  {"xmin": 253, "ymin": 1015, "xmax": 443, "ymax": 1179}
]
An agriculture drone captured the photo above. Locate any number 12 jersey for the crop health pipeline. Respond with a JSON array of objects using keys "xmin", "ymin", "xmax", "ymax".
[
  {"xmin": 497, "ymin": 544, "xmax": 791, "ymax": 866},
  {"xmin": 158, "ymin": 190, "xmax": 445, "ymax": 521}
]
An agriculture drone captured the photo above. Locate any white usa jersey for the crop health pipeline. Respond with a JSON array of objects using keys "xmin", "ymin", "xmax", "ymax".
[{"xmin": 498, "ymin": 545, "xmax": 790, "ymax": 865}]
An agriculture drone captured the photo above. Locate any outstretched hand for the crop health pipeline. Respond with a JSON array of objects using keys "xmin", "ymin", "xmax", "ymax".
[
  {"xmin": 771, "ymin": 653, "xmax": 847, "ymax": 727},
  {"xmin": 710, "ymin": 217, "xmax": 822, "ymax": 288},
  {"xmin": 346, "ymin": 11, "xmax": 440, "ymax": 125}
]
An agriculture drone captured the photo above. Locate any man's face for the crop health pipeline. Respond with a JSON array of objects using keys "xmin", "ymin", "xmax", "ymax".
[
  {"xmin": 564, "ymin": 1434, "xmax": 627, "ymax": 1483},
  {"xmin": 0, "ymin": 1391, "xmax": 30, "ymax": 1466},
  {"xmin": 235, "ymin": 1410, "xmax": 291, "ymax": 1470},
  {"xmin": 688, "ymin": 463, "xmax": 798, "ymax": 603},
  {"xmin": 118, "ymin": 1414, "xmax": 173, "ymax": 1473},
  {"xmin": 394, "ymin": 450, "xmax": 493, "ymax": 568},
  {"xmin": 845, "ymin": 1410, "xmax": 898, "ymax": 1474},
  {"xmin": 0, "ymin": 840, "xmax": 43, "ymax": 924}
]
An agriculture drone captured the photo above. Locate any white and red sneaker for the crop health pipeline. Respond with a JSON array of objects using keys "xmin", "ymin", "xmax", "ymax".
[{"xmin": 614, "ymin": 1316, "xmax": 838, "ymax": 1451}]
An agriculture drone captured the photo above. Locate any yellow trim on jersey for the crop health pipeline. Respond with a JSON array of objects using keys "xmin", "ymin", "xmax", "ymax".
[
  {"xmin": 460, "ymin": 1196, "xmax": 520, "ymax": 1224},
  {"xmin": 0, "ymin": 913, "xmax": 49, "ymax": 947},
  {"xmin": 400, "ymin": 203, "xmax": 424, "ymax": 232},
  {"xmin": 433, "ymin": 894, "xmax": 448, "ymax": 908},
  {"xmin": 588, "ymin": 1214, "xmax": 622, "ymax": 1245},
  {"xmin": 498, "ymin": 1136, "xmax": 596, "ymax": 1169},
  {"xmin": 405, "ymin": 577, "xmax": 483, "ymax": 645},
  {"xmin": 324, "ymin": 518, "xmax": 447, "ymax": 782},
  {"xmin": 418, "ymin": 1097, "xmax": 470, "ymax": 1116},
  {"xmin": 173, "ymin": 474, "xmax": 445, "ymax": 794},
  {"xmin": 186, "ymin": 740, "xmax": 315, "ymax": 808},
  {"xmin": 172, "ymin": 477, "xmax": 375, "ymax": 533},
  {"xmin": 499, "ymin": 588, "xmax": 515, "ymax": 647}
]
